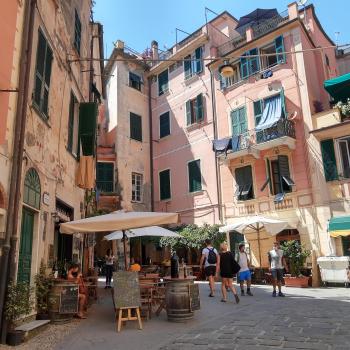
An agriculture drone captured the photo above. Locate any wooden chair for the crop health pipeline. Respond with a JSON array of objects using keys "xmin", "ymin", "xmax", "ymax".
[{"xmin": 139, "ymin": 284, "xmax": 153, "ymax": 320}]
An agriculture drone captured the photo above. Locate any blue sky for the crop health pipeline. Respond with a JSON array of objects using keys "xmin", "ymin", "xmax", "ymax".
[{"xmin": 93, "ymin": 0, "xmax": 349, "ymax": 58}]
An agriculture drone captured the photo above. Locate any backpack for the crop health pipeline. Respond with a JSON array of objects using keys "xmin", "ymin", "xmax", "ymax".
[{"xmin": 207, "ymin": 248, "xmax": 217, "ymax": 264}]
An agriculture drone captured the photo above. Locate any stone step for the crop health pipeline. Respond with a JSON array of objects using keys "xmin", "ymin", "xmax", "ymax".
[{"xmin": 15, "ymin": 320, "xmax": 50, "ymax": 340}]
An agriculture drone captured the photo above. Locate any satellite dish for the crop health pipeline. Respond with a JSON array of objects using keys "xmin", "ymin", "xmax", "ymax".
[{"xmin": 298, "ymin": 0, "xmax": 308, "ymax": 6}]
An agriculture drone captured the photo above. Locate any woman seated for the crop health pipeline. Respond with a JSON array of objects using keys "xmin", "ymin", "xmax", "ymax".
[
  {"xmin": 67, "ymin": 263, "xmax": 87, "ymax": 319},
  {"xmin": 129, "ymin": 257, "xmax": 141, "ymax": 272}
]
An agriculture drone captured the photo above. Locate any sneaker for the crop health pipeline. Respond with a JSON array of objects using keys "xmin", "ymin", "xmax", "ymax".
[
  {"xmin": 209, "ymin": 293, "xmax": 214, "ymax": 297},
  {"xmin": 272, "ymin": 290, "xmax": 277, "ymax": 297},
  {"xmin": 221, "ymin": 299, "xmax": 227, "ymax": 302},
  {"xmin": 234, "ymin": 294, "xmax": 240, "ymax": 304},
  {"xmin": 247, "ymin": 290, "xmax": 253, "ymax": 296},
  {"xmin": 241, "ymin": 290, "xmax": 245, "ymax": 296},
  {"xmin": 278, "ymin": 292, "xmax": 285, "ymax": 297}
]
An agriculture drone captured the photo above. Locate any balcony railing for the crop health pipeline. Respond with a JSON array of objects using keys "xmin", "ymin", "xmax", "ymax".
[{"xmin": 96, "ymin": 181, "xmax": 114, "ymax": 193}]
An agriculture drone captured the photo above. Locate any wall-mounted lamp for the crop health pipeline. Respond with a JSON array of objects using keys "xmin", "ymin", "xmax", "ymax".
[
  {"xmin": 219, "ymin": 60, "xmax": 234, "ymax": 78},
  {"xmin": 51, "ymin": 211, "xmax": 60, "ymax": 223}
]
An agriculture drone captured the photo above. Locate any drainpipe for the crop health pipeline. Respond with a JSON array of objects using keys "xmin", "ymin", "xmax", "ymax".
[
  {"xmin": 148, "ymin": 77, "xmax": 154, "ymax": 212},
  {"xmin": 209, "ymin": 66, "xmax": 223, "ymax": 223},
  {"xmin": 0, "ymin": 0, "xmax": 36, "ymax": 342}
]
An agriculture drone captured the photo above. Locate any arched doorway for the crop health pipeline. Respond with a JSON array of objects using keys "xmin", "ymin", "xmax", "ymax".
[{"xmin": 18, "ymin": 168, "xmax": 41, "ymax": 283}]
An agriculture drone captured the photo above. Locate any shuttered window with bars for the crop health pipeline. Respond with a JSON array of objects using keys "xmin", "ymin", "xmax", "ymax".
[
  {"xmin": 188, "ymin": 160, "xmax": 202, "ymax": 193},
  {"xmin": 186, "ymin": 94, "xmax": 204, "ymax": 126},
  {"xmin": 96, "ymin": 162, "xmax": 114, "ymax": 193}
]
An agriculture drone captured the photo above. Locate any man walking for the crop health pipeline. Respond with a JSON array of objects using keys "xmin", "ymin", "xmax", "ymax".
[
  {"xmin": 200, "ymin": 239, "xmax": 220, "ymax": 297},
  {"xmin": 236, "ymin": 243, "xmax": 253, "ymax": 296},
  {"xmin": 268, "ymin": 241, "xmax": 288, "ymax": 297}
]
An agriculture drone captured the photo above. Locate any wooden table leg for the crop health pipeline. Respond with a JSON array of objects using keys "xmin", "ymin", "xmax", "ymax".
[
  {"xmin": 155, "ymin": 300, "xmax": 166, "ymax": 316},
  {"xmin": 117, "ymin": 309, "xmax": 122, "ymax": 332},
  {"xmin": 136, "ymin": 307, "xmax": 143, "ymax": 330}
]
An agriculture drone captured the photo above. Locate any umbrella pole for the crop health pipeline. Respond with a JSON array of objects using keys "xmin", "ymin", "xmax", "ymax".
[
  {"xmin": 257, "ymin": 223, "xmax": 262, "ymax": 269},
  {"xmin": 122, "ymin": 230, "xmax": 127, "ymax": 270}
]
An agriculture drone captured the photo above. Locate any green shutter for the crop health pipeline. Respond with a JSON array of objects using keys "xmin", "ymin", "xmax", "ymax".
[
  {"xmin": 159, "ymin": 169, "xmax": 171, "ymax": 200},
  {"xmin": 240, "ymin": 52, "xmax": 249, "ymax": 79},
  {"xmin": 235, "ymin": 165, "xmax": 253, "ymax": 200},
  {"xmin": 321, "ymin": 139, "xmax": 338, "ymax": 181},
  {"xmin": 195, "ymin": 47, "xmax": 203, "ymax": 73},
  {"xmin": 231, "ymin": 109, "xmax": 240, "ymax": 136},
  {"xmin": 158, "ymin": 69, "xmax": 169, "ymax": 95},
  {"xmin": 79, "ymin": 102, "xmax": 97, "ymax": 156},
  {"xmin": 196, "ymin": 94, "xmax": 204, "ymax": 121},
  {"xmin": 278, "ymin": 155, "xmax": 292, "ymax": 192},
  {"xmin": 275, "ymin": 35, "xmax": 286, "ymax": 64},
  {"xmin": 159, "ymin": 111, "xmax": 170, "ymax": 138},
  {"xmin": 74, "ymin": 9, "xmax": 81, "ymax": 54},
  {"xmin": 239, "ymin": 107, "xmax": 247, "ymax": 133},
  {"xmin": 280, "ymin": 87, "xmax": 286, "ymax": 117},
  {"xmin": 130, "ymin": 113, "xmax": 142, "ymax": 142},
  {"xmin": 186, "ymin": 100, "xmax": 192, "ymax": 125},
  {"xmin": 249, "ymin": 48, "xmax": 260, "ymax": 75},
  {"xmin": 184, "ymin": 55, "xmax": 192, "ymax": 79},
  {"xmin": 254, "ymin": 100, "xmax": 263, "ymax": 126},
  {"xmin": 188, "ymin": 160, "xmax": 202, "ymax": 192},
  {"xmin": 96, "ymin": 162, "xmax": 114, "ymax": 192},
  {"xmin": 261, "ymin": 158, "xmax": 272, "ymax": 193},
  {"xmin": 67, "ymin": 92, "xmax": 75, "ymax": 152}
]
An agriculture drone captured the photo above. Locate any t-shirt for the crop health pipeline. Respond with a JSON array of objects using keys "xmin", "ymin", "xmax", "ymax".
[
  {"xmin": 269, "ymin": 249, "xmax": 284, "ymax": 269},
  {"xmin": 202, "ymin": 247, "xmax": 218, "ymax": 267},
  {"xmin": 237, "ymin": 252, "xmax": 249, "ymax": 272},
  {"xmin": 105, "ymin": 255, "xmax": 114, "ymax": 265}
]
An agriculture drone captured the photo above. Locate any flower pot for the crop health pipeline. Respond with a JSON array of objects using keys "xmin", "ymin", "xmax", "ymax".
[
  {"xmin": 6, "ymin": 330, "xmax": 24, "ymax": 346},
  {"xmin": 284, "ymin": 275, "xmax": 309, "ymax": 288}
]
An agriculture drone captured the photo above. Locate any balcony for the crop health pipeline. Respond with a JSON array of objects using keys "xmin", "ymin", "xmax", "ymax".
[
  {"xmin": 96, "ymin": 181, "xmax": 114, "ymax": 193},
  {"xmin": 214, "ymin": 118, "xmax": 296, "ymax": 161}
]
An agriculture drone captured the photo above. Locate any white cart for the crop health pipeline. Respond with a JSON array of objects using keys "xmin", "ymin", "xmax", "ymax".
[{"xmin": 317, "ymin": 256, "xmax": 350, "ymax": 287}]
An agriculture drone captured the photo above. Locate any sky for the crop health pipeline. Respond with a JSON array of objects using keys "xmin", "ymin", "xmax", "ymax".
[{"xmin": 93, "ymin": 0, "xmax": 350, "ymax": 58}]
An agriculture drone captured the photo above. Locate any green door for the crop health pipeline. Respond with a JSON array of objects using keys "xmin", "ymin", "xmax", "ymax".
[{"xmin": 18, "ymin": 208, "xmax": 34, "ymax": 284}]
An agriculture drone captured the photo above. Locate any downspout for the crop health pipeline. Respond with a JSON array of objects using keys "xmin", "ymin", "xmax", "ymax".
[
  {"xmin": 209, "ymin": 66, "xmax": 223, "ymax": 223},
  {"xmin": 0, "ymin": 0, "xmax": 36, "ymax": 341},
  {"xmin": 148, "ymin": 77, "xmax": 154, "ymax": 211}
]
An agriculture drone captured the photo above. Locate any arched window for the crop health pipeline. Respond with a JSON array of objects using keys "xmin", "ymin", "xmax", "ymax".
[{"xmin": 23, "ymin": 168, "xmax": 41, "ymax": 209}]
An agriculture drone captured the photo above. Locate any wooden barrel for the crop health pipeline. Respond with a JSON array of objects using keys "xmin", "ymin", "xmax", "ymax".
[
  {"xmin": 165, "ymin": 279, "xmax": 196, "ymax": 322},
  {"xmin": 48, "ymin": 280, "xmax": 79, "ymax": 323}
]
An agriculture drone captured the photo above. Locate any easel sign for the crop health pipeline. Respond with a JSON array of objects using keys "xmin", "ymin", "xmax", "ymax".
[{"xmin": 113, "ymin": 271, "xmax": 141, "ymax": 309}]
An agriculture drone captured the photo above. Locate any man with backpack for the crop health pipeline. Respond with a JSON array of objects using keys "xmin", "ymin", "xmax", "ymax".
[{"xmin": 200, "ymin": 239, "xmax": 220, "ymax": 297}]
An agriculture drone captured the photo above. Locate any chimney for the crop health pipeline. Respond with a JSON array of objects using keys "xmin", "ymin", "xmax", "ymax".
[
  {"xmin": 151, "ymin": 40, "xmax": 159, "ymax": 60},
  {"xmin": 246, "ymin": 27, "xmax": 254, "ymax": 42},
  {"xmin": 288, "ymin": 2, "xmax": 299, "ymax": 20},
  {"xmin": 115, "ymin": 40, "xmax": 124, "ymax": 51}
]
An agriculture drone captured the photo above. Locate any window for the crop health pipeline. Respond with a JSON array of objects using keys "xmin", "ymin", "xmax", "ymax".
[
  {"xmin": 184, "ymin": 47, "xmax": 203, "ymax": 80},
  {"xmin": 79, "ymin": 102, "xmax": 98, "ymax": 156},
  {"xmin": 260, "ymin": 43, "xmax": 278, "ymax": 69},
  {"xmin": 33, "ymin": 29, "xmax": 53, "ymax": 118},
  {"xmin": 342, "ymin": 236, "xmax": 350, "ymax": 256},
  {"xmin": 231, "ymin": 107, "xmax": 247, "ymax": 136},
  {"xmin": 261, "ymin": 156, "xmax": 294, "ymax": 197},
  {"xmin": 159, "ymin": 169, "xmax": 171, "ymax": 200},
  {"xmin": 320, "ymin": 139, "xmax": 338, "ymax": 181},
  {"xmin": 129, "ymin": 72, "xmax": 141, "ymax": 91},
  {"xmin": 188, "ymin": 160, "xmax": 202, "ymax": 193},
  {"xmin": 23, "ymin": 168, "xmax": 41, "ymax": 209},
  {"xmin": 186, "ymin": 94, "xmax": 204, "ymax": 126},
  {"xmin": 96, "ymin": 162, "xmax": 114, "ymax": 193},
  {"xmin": 130, "ymin": 112, "xmax": 142, "ymax": 141},
  {"xmin": 67, "ymin": 92, "xmax": 79, "ymax": 157},
  {"xmin": 131, "ymin": 173, "xmax": 143, "ymax": 202},
  {"xmin": 336, "ymin": 136, "xmax": 350, "ymax": 178},
  {"xmin": 240, "ymin": 48, "xmax": 260, "ymax": 79},
  {"xmin": 159, "ymin": 111, "xmax": 170, "ymax": 138},
  {"xmin": 253, "ymin": 100, "xmax": 263, "ymax": 126},
  {"xmin": 235, "ymin": 165, "xmax": 254, "ymax": 201},
  {"xmin": 158, "ymin": 69, "xmax": 169, "ymax": 96},
  {"xmin": 220, "ymin": 61, "xmax": 241, "ymax": 89},
  {"xmin": 74, "ymin": 9, "xmax": 81, "ymax": 54}
]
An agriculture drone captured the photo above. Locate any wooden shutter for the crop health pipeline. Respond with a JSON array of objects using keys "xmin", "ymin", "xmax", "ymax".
[
  {"xmin": 278, "ymin": 155, "xmax": 293, "ymax": 192},
  {"xmin": 275, "ymin": 35, "xmax": 286, "ymax": 64},
  {"xmin": 188, "ymin": 160, "xmax": 202, "ymax": 192},
  {"xmin": 240, "ymin": 52, "xmax": 249, "ymax": 79},
  {"xmin": 97, "ymin": 162, "xmax": 114, "ymax": 192},
  {"xmin": 249, "ymin": 48, "xmax": 260, "ymax": 75},
  {"xmin": 231, "ymin": 109, "xmax": 240, "ymax": 136},
  {"xmin": 67, "ymin": 92, "xmax": 75, "ymax": 152},
  {"xmin": 235, "ymin": 166, "xmax": 253, "ymax": 200},
  {"xmin": 261, "ymin": 159, "xmax": 272, "ymax": 192},
  {"xmin": 321, "ymin": 139, "xmax": 338, "ymax": 181},
  {"xmin": 130, "ymin": 113, "xmax": 142, "ymax": 142},
  {"xmin": 159, "ymin": 169, "xmax": 171, "ymax": 200},
  {"xmin": 158, "ymin": 69, "xmax": 168, "ymax": 95},
  {"xmin": 254, "ymin": 100, "xmax": 263, "ymax": 126},
  {"xmin": 196, "ymin": 94, "xmax": 204, "ymax": 121},
  {"xmin": 74, "ymin": 9, "xmax": 82, "ymax": 54},
  {"xmin": 195, "ymin": 47, "xmax": 203, "ymax": 73},
  {"xmin": 186, "ymin": 100, "xmax": 192, "ymax": 125},
  {"xmin": 239, "ymin": 107, "xmax": 248, "ymax": 133},
  {"xmin": 159, "ymin": 111, "xmax": 170, "ymax": 138},
  {"xmin": 184, "ymin": 55, "xmax": 192, "ymax": 79},
  {"xmin": 79, "ymin": 102, "xmax": 97, "ymax": 156}
]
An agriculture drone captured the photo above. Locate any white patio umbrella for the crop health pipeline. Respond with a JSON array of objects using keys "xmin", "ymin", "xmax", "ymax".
[
  {"xmin": 104, "ymin": 226, "xmax": 180, "ymax": 240},
  {"xmin": 60, "ymin": 211, "xmax": 179, "ymax": 268},
  {"xmin": 219, "ymin": 215, "xmax": 288, "ymax": 267}
]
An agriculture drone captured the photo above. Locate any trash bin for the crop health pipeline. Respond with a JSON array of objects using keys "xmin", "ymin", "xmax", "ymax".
[{"xmin": 317, "ymin": 256, "xmax": 350, "ymax": 287}]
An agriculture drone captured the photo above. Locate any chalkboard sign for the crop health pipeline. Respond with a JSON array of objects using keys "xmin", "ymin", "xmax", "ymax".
[
  {"xmin": 113, "ymin": 271, "xmax": 140, "ymax": 309},
  {"xmin": 59, "ymin": 285, "xmax": 79, "ymax": 314},
  {"xmin": 190, "ymin": 283, "xmax": 200, "ymax": 311}
]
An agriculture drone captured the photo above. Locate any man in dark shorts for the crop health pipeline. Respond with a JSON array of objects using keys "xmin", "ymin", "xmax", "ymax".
[
  {"xmin": 200, "ymin": 239, "xmax": 220, "ymax": 297},
  {"xmin": 268, "ymin": 241, "xmax": 288, "ymax": 297}
]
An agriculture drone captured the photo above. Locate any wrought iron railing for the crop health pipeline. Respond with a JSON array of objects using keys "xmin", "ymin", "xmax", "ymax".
[{"xmin": 96, "ymin": 181, "xmax": 114, "ymax": 193}]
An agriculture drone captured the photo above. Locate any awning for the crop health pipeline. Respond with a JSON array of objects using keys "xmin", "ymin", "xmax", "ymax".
[
  {"xmin": 255, "ymin": 94, "xmax": 283, "ymax": 131},
  {"xmin": 324, "ymin": 73, "xmax": 350, "ymax": 102},
  {"xmin": 329, "ymin": 216, "xmax": 350, "ymax": 237}
]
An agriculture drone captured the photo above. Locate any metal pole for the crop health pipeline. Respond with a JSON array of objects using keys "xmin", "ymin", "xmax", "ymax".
[
  {"xmin": 122, "ymin": 230, "xmax": 127, "ymax": 270},
  {"xmin": 257, "ymin": 223, "xmax": 262, "ymax": 268}
]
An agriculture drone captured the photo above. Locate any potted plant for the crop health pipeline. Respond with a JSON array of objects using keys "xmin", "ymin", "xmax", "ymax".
[
  {"xmin": 281, "ymin": 240, "xmax": 311, "ymax": 288},
  {"xmin": 35, "ymin": 263, "xmax": 53, "ymax": 320},
  {"xmin": 4, "ymin": 281, "xmax": 32, "ymax": 346},
  {"xmin": 334, "ymin": 98, "xmax": 350, "ymax": 120}
]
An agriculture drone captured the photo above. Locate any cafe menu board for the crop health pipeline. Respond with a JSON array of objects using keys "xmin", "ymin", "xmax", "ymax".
[
  {"xmin": 190, "ymin": 283, "xmax": 200, "ymax": 311},
  {"xmin": 59, "ymin": 285, "xmax": 79, "ymax": 314},
  {"xmin": 113, "ymin": 271, "xmax": 141, "ymax": 309}
]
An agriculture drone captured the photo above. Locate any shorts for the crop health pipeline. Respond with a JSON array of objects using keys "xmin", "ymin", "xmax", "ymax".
[
  {"xmin": 271, "ymin": 268, "xmax": 284, "ymax": 281},
  {"xmin": 238, "ymin": 270, "xmax": 252, "ymax": 281},
  {"xmin": 205, "ymin": 266, "xmax": 216, "ymax": 277}
]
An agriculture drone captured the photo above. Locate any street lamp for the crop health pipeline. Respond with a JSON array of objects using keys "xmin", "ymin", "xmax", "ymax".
[{"xmin": 219, "ymin": 60, "xmax": 234, "ymax": 78}]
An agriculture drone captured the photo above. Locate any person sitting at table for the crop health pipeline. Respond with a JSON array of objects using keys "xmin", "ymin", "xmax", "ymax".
[
  {"xmin": 129, "ymin": 257, "xmax": 141, "ymax": 272},
  {"xmin": 67, "ymin": 263, "xmax": 87, "ymax": 319}
]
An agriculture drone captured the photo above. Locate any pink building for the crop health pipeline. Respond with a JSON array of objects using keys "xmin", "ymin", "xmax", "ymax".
[{"xmin": 210, "ymin": 3, "xmax": 339, "ymax": 274}]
